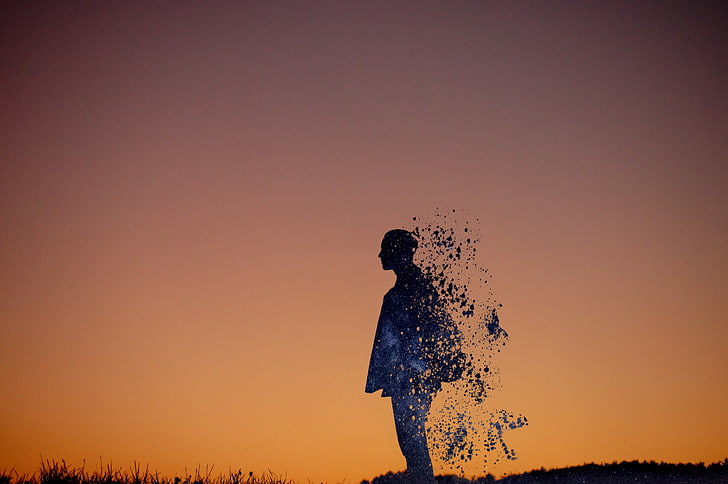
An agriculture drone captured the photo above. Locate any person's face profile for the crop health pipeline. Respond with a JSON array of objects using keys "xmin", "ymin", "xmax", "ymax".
[
  {"xmin": 378, "ymin": 241, "xmax": 396, "ymax": 270},
  {"xmin": 378, "ymin": 237, "xmax": 412, "ymax": 271}
]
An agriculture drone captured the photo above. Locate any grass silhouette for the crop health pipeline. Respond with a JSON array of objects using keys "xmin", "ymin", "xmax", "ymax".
[
  {"xmin": 494, "ymin": 459, "xmax": 728, "ymax": 484},
  {"xmin": 2, "ymin": 459, "xmax": 727, "ymax": 484},
  {"xmin": 0, "ymin": 460, "xmax": 293, "ymax": 484},
  {"xmin": 365, "ymin": 460, "xmax": 728, "ymax": 483}
]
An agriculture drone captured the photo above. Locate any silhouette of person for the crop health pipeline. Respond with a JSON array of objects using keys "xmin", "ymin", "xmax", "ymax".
[{"xmin": 366, "ymin": 229, "xmax": 463, "ymax": 483}]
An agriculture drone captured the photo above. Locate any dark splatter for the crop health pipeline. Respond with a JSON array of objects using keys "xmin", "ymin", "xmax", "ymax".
[{"xmin": 408, "ymin": 208, "xmax": 528, "ymax": 475}]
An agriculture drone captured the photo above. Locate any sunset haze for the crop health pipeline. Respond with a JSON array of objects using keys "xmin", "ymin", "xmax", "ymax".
[{"xmin": 1, "ymin": 2, "xmax": 727, "ymax": 483}]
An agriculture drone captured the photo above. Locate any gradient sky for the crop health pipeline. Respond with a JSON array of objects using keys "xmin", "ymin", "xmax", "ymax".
[{"xmin": 1, "ymin": 1, "xmax": 726, "ymax": 482}]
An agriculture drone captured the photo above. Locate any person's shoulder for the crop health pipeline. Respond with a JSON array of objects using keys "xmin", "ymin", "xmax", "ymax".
[{"xmin": 413, "ymin": 271, "xmax": 437, "ymax": 294}]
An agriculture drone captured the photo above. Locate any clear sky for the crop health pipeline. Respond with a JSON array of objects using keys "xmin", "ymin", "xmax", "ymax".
[{"xmin": 1, "ymin": 1, "xmax": 726, "ymax": 482}]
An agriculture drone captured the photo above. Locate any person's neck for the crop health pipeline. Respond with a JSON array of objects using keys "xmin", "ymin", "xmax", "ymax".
[{"xmin": 394, "ymin": 261, "xmax": 418, "ymax": 281}]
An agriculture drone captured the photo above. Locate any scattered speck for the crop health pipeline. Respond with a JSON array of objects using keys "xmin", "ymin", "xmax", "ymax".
[{"xmin": 408, "ymin": 208, "xmax": 527, "ymax": 475}]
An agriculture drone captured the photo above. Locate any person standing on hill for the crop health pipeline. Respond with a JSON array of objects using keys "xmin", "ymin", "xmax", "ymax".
[{"xmin": 366, "ymin": 229, "xmax": 463, "ymax": 484}]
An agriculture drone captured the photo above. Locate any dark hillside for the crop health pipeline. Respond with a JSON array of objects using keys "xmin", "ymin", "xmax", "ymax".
[
  {"xmin": 364, "ymin": 459, "xmax": 728, "ymax": 484},
  {"xmin": 496, "ymin": 460, "xmax": 728, "ymax": 483}
]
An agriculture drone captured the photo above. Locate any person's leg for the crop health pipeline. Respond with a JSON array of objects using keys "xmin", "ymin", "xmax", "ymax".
[{"xmin": 391, "ymin": 392, "xmax": 436, "ymax": 483}]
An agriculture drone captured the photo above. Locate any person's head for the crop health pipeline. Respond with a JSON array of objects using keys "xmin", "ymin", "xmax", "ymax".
[{"xmin": 379, "ymin": 229, "xmax": 418, "ymax": 271}]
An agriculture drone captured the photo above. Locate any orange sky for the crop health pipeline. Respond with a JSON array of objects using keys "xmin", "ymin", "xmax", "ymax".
[{"xmin": 1, "ymin": 2, "xmax": 727, "ymax": 482}]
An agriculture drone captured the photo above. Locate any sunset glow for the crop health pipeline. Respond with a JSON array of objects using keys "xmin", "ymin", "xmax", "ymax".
[{"xmin": 1, "ymin": 2, "xmax": 726, "ymax": 483}]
